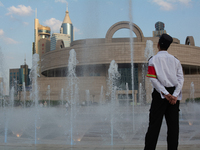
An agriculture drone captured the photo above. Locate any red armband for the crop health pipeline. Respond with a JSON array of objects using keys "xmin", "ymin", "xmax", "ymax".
[{"xmin": 146, "ymin": 66, "xmax": 157, "ymax": 78}]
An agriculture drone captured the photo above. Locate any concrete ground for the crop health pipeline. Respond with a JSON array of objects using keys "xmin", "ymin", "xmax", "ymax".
[{"xmin": 0, "ymin": 144, "xmax": 200, "ymax": 150}]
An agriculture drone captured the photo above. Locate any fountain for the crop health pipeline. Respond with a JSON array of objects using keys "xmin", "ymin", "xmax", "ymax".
[
  {"xmin": 67, "ymin": 49, "xmax": 78, "ymax": 145},
  {"xmin": 99, "ymin": 86, "xmax": 104, "ymax": 105},
  {"xmin": 128, "ymin": 0, "xmax": 135, "ymax": 132},
  {"xmin": 190, "ymin": 82, "xmax": 195, "ymax": 102},
  {"xmin": 60, "ymin": 88, "xmax": 64, "ymax": 106},
  {"xmin": 85, "ymin": 90, "xmax": 90, "ymax": 105},
  {"xmin": 0, "ymin": 2, "xmax": 200, "ymax": 149},
  {"xmin": 46, "ymin": 85, "xmax": 51, "ymax": 107},
  {"xmin": 29, "ymin": 53, "xmax": 40, "ymax": 145},
  {"xmin": 183, "ymin": 82, "xmax": 197, "ymax": 126},
  {"xmin": 0, "ymin": 55, "xmax": 199, "ymax": 149},
  {"xmin": 0, "ymin": 81, "xmax": 3, "ymax": 108},
  {"xmin": 108, "ymin": 60, "xmax": 120, "ymax": 145},
  {"xmin": 22, "ymin": 82, "xmax": 26, "ymax": 108},
  {"xmin": 139, "ymin": 83, "xmax": 142, "ymax": 105},
  {"xmin": 144, "ymin": 40, "xmax": 154, "ymax": 60},
  {"xmin": 3, "ymin": 96, "xmax": 7, "ymax": 144}
]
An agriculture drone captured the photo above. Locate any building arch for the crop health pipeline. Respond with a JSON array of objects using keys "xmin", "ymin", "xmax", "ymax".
[
  {"xmin": 185, "ymin": 36, "xmax": 195, "ymax": 46},
  {"xmin": 105, "ymin": 21, "xmax": 144, "ymax": 43}
]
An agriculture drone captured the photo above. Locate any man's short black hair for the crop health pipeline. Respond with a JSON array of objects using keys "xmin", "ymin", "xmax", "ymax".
[{"xmin": 159, "ymin": 34, "xmax": 173, "ymax": 50}]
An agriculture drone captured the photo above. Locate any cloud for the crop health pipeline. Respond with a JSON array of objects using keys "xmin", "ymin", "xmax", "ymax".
[
  {"xmin": 152, "ymin": 0, "xmax": 192, "ymax": 10},
  {"xmin": 178, "ymin": 0, "xmax": 191, "ymax": 6},
  {"xmin": 0, "ymin": 1, "xmax": 4, "ymax": 7},
  {"xmin": 23, "ymin": 22, "xmax": 29, "ymax": 26},
  {"xmin": 0, "ymin": 29, "xmax": 4, "ymax": 36},
  {"xmin": 74, "ymin": 27, "xmax": 82, "ymax": 35},
  {"xmin": 106, "ymin": 1, "xmax": 114, "ymax": 5},
  {"xmin": 44, "ymin": 18, "xmax": 62, "ymax": 32},
  {"xmin": 0, "ymin": 29, "xmax": 18, "ymax": 44},
  {"xmin": 4, "ymin": 37, "xmax": 18, "ymax": 44},
  {"xmin": 6, "ymin": 5, "xmax": 33, "ymax": 16},
  {"xmin": 153, "ymin": 0, "xmax": 174, "ymax": 10},
  {"xmin": 7, "ymin": 14, "xmax": 30, "ymax": 26},
  {"xmin": 5, "ymin": 56, "xmax": 14, "ymax": 60},
  {"xmin": 55, "ymin": 0, "xmax": 68, "ymax": 4}
]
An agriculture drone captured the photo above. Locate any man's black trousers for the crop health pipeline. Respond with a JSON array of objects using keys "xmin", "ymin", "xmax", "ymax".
[{"xmin": 144, "ymin": 87, "xmax": 180, "ymax": 150}]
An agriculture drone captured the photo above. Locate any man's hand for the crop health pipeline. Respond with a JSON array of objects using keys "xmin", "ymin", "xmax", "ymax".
[
  {"xmin": 170, "ymin": 96, "xmax": 177, "ymax": 105},
  {"xmin": 164, "ymin": 94, "xmax": 172, "ymax": 101},
  {"xmin": 163, "ymin": 94, "xmax": 177, "ymax": 105}
]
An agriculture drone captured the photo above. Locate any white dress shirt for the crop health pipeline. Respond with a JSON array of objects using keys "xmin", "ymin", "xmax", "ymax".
[{"xmin": 148, "ymin": 51, "xmax": 184, "ymax": 100}]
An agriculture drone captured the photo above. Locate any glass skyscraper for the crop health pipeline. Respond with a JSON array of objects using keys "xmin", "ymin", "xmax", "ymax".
[{"xmin": 50, "ymin": 9, "xmax": 74, "ymax": 51}]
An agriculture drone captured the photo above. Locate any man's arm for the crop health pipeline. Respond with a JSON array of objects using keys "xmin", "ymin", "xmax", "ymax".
[
  {"xmin": 150, "ymin": 77, "xmax": 169, "ymax": 99},
  {"xmin": 147, "ymin": 59, "xmax": 170, "ymax": 99},
  {"xmin": 151, "ymin": 78, "xmax": 177, "ymax": 104},
  {"xmin": 172, "ymin": 61, "xmax": 184, "ymax": 98}
]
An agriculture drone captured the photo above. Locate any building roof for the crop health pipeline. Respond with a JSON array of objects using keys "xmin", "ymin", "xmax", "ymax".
[{"xmin": 63, "ymin": 10, "xmax": 72, "ymax": 24}]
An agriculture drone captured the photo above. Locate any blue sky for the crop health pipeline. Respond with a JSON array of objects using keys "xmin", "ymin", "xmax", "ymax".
[{"xmin": 0, "ymin": 0, "xmax": 199, "ymax": 71}]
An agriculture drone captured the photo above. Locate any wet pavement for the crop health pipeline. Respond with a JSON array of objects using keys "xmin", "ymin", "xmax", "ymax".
[
  {"xmin": 0, "ymin": 144, "xmax": 200, "ymax": 150},
  {"xmin": 0, "ymin": 105, "xmax": 199, "ymax": 150}
]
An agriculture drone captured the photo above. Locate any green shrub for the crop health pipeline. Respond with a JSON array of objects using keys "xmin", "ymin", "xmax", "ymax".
[{"xmin": 185, "ymin": 97, "xmax": 200, "ymax": 103}]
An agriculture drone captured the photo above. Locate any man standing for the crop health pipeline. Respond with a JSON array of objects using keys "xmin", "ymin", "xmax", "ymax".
[{"xmin": 144, "ymin": 34, "xmax": 184, "ymax": 150}]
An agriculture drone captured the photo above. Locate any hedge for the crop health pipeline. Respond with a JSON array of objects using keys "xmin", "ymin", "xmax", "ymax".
[
  {"xmin": 13, "ymin": 100, "xmax": 67, "ymax": 107},
  {"xmin": 185, "ymin": 97, "xmax": 200, "ymax": 103}
]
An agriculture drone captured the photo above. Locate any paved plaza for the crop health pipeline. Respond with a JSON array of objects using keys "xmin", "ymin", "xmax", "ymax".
[
  {"xmin": 0, "ymin": 144, "xmax": 200, "ymax": 150},
  {"xmin": 0, "ymin": 104, "xmax": 199, "ymax": 150}
]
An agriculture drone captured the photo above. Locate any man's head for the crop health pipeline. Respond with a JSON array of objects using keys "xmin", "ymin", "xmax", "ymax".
[{"xmin": 158, "ymin": 33, "xmax": 173, "ymax": 50}]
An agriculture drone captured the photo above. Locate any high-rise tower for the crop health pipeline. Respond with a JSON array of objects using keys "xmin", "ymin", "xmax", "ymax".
[
  {"xmin": 33, "ymin": 9, "xmax": 51, "ymax": 74},
  {"xmin": 33, "ymin": 15, "xmax": 51, "ymax": 55},
  {"xmin": 60, "ymin": 8, "xmax": 74, "ymax": 42},
  {"xmin": 50, "ymin": 6, "xmax": 74, "ymax": 51},
  {"xmin": 153, "ymin": 21, "xmax": 166, "ymax": 37}
]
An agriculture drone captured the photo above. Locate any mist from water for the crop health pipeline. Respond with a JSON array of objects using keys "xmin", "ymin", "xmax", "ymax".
[
  {"xmin": 67, "ymin": 49, "xmax": 79, "ymax": 145},
  {"xmin": 22, "ymin": 82, "xmax": 26, "ymax": 108},
  {"xmin": 29, "ymin": 53, "xmax": 40, "ymax": 145}
]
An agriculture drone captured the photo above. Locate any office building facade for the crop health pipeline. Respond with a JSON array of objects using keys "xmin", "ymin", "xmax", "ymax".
[
  {"xmin": 50, "ymin": 33, "xmax": 71, "ymax": 51},
  {"xmin": 9, "ymin": 63, "xmax": 31, "ymax": 91}
]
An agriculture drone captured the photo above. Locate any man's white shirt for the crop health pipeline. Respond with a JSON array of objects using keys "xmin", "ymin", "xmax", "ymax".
[{"xmin": 148, "ymin": 51, "xmax": 184, "ymax": 100}]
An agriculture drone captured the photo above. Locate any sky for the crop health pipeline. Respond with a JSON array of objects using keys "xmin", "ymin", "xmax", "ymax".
[{"xmin": 0, "ymin": 0, "xmax": 200, "ymax": 86}]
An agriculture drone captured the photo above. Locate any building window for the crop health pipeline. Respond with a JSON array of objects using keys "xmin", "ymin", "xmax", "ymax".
[
  {"xmin": 184, "ymin": 67, "xmax": 189, "ymax": 74},
  {"xmin": 183, "ymin": 65, "xmax": 200, "ymax": 75},
  {"xmin": 118, "ymin": 94, "xmax": 133, "ymax": 105},
  {"xmin": 118, "ymin": 65, "xmax": 138, "ymax": 90},
  {"xmin": 38, "ymin": 30, "xmax": 50, "ymax": 34}
]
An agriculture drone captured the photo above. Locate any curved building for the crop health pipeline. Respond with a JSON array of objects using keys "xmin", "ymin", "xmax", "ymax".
[{"xmin": 38, "ymin": 21, "xmax": 200, "ymax": 104}]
